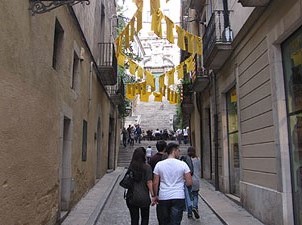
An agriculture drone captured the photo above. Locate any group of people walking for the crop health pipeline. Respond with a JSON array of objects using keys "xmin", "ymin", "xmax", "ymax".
[
  {"xmin": 122, "ymin": 124, "xmax": 143, "ymax": 147},
  {"xmin": 121, "ymin": 140, "xmax": 201, "ymax": 225}
]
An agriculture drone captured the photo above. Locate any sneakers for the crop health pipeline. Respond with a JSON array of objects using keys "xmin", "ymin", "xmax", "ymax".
[
  {"xmin": 188, "ymin": 213, "xmax": 193, "ymax": 219},
  {"xmin": 192, "ymin": 208, "xmax": 200, "ymax": 219}
]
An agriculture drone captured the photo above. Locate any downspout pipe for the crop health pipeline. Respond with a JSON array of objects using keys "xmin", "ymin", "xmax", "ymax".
[
  {"xmin": 212, "ymin": 72, "xmax": 219, "ymax": 191},
  {"xmin": 222, "ymin": 0, "xmax": 230, "ymax": 28}
]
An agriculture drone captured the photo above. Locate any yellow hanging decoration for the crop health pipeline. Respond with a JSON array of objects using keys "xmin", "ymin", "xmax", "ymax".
[
  {"xmin": 141, "ymin": 81, "xmax": 147, "ymax": 95},
  {"xmin": 150, "ymin": 0, "xmax": 160, "ymax": 15},
  {"xmin": 135, "ymin": 83, "xmax": 141, "ymax": 95},
  {"xmin": 177, "ymin": 64, "xmax": 184, "ymax": 79},
  {"xmin": 130, "ymin": 18, "xmax": 135, "ymax": 41},
  {"xmin": 159, "ymin": 74, "xmax": 165, "ymax": 89},
  {"xmin": 137, "ymin": 66, "xmax": 144, "ymax": 78},
  {"xmin": 167, "ymin": 68, "xmax": 175, "ymax": 86},
  {"xmin": 196, "ymin": 36, "xmax": 202, "ymax": 55},
  {"xmin": 145, "ymin": 70, "xmax": 155, "ymax": 87},
  {"xmin": 176, "ymin": 26, "xmax": 186, "ymax": 51},
  {"xmin": 133, "ymin": 0, "xmax": 143, "ymax": 8},
  {"xmin": 169, "ymin": 90, "xmax": 174, "ymax": 104},
  {"xmin": 153, "ymin": 92, "xmax": 163, "ymax": 102},
  {"xmin": 140, "ymin": 92, "xmax": 151, "ymax": 102},
  {"xmin": 161, "ymin": 85, "xmax": 166, "ymax": 96},
  {"xmin": 187, "ymin": 32, "xmax": 194, "ymax": 54},
  {"xmin": 129, "ymin": 60, "xmax": 138, "ymax": 75},
  {"xmin": 151, "ymin": 9, "xmax": 163, "ymax": 38},
  {"xmin": 167, "ymin": 88, "xmax": 171, "ymax": 101},
  {"xmin": 136, "ymin": 7, "xmax": 143, "ymax": 33},
  {"xmin": 126, "ymin": 83, "xmax": 135, "ymax": 100},
  {"xmin": 165, "ymin": 16, "xmax": 174, "ymax": 44},
  {"xmin": 117, "ymin": 52, "xmax": 126, "ymax": 67}
]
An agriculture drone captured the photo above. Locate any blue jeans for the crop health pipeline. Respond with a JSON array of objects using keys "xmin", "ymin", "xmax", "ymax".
[
  {"xmin": 188, "ymin": 191, "xmax": 199, "ymax": 214},
  {"xmin": 157, "ymin": 199, "xmax": 185, "ymax": 225}
]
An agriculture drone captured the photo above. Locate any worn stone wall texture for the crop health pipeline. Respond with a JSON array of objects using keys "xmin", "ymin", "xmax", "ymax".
[{"xmin": 0, "ymin": 1, "xmax": 117, "ymax": 225}]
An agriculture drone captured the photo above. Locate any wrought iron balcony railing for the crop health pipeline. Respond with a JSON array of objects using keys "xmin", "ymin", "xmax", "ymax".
[
  {"xmin": 203, "ymin": 10, "xmax": 233, "ymax": 70},
  {"xmin": 106, "ymin": 80, "xmax": 125, "ymax": 105},
  {"xmin": 98, "ymin": 43, "xmax": 117, "ymax": 85}
]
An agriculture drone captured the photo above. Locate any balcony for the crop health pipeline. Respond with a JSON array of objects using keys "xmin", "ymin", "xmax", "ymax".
[
  {"xmin": 192, "ymin": 71, "xmax": 210, "ymax": 92},
  {"xmin": 107, "ymin": 80, "xmax": 125, "ymax": 106},
  {"xmin": 203, "ymin": 10, "xmax": 233, "ymax": 71},
  {"xmin": 238, "ymin": 0, "xmax": 271, "ymax": 7},
  {"xmin": 98, "ymin": 43, "xmax": 117, "ymax": 85}
]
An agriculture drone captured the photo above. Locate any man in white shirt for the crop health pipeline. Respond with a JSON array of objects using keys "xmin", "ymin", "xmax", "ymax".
[{"xmin": 152, "ymin": 142, "xmax": 192, "ymax": 225}]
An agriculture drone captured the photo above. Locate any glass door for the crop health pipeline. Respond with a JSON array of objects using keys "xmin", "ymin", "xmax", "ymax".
[{"xmin": 226, "ymin": 87, "xmax": 240, "ymax": 196}]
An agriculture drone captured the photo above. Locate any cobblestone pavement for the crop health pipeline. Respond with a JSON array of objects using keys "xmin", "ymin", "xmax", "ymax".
[{"xmin": 96, "ymin": 170, "xmax": 224, "ymax": 225}]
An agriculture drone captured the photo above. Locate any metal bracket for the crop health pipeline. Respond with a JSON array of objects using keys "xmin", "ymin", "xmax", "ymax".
[{"xmin": 29, "ymin": 0, "xmax": 90, "ymax": 15}]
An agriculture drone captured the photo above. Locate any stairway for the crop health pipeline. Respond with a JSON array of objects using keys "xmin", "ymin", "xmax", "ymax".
[{"xmin": 117, "ymin": 140, "xmax": 190, "ymax": 168}]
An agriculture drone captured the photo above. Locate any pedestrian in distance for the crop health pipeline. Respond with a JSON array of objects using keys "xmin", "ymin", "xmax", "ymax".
[
  {"xmin": 149, "ymin": 140, "xmax": 167, "ymax": 172},
  {"xmin": 152, "ymin": 142, "xmax": 192, "ymax": 225},
  {"xmin": 122, "ymin": 127, "xmax": 128, "ymax": 148},
  {"xmin": 187, "ymin": 146, "xmax": 201, "ymax": 219},
  {"xmin": 146, "ymin": 145, "xmax": 152, "ymax": 163},
  {"xmin": 125, "ymin": 147, "xmax": 155, "ymax": 225}
]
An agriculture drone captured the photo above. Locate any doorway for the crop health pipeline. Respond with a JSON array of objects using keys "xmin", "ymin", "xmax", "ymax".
[
  {"xmin": 60, "ymin": 117, "xmax": 72, "ymax": 211},
  {"xmin": 226, "ymin": 87, "xmax": 240, "ymax": 196},
  {"xmin": 96, "ymin": 117, "xmax": 102, "ymax": 179}
]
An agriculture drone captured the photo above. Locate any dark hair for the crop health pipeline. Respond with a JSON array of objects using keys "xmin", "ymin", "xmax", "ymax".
[
  {"xmin": 156, "ymin": 140, "xmax": 167, "ymax": 152},
  {"xmin": 129, "ymin": 147, "xmax": 146, "ymax": 172},
  {"xmin": 187, "ymin": 146, "xmax": 196, "ymax": 157},
  {"xmin": 166, "ymin": 142, "xmax": 179, "ymax": 155}
]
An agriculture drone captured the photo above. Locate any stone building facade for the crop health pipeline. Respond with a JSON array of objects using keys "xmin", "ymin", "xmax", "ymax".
[
  {"xmin": 0, "ymin": 0, "xmax": 120, "ymax": 224},
  {"xmin": 185, "ymin": 0, "xmax": 302, "ymax": 224}
]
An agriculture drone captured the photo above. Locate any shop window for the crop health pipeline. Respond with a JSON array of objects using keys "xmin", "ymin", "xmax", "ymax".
[{"xmin": 282, "ymin": 26, "xmax": 302, "ymax": 225}]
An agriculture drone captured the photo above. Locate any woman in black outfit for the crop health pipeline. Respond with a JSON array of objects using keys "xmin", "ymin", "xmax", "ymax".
[{"xmin": 126, "ymin": 147, "xmax": 154, "ymax": 225}]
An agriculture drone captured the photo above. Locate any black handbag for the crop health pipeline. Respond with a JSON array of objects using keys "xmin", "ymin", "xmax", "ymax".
[
  {"xmin": 119, "ymin": 169, "xmax": 134, "ymax": 189},
  {"xmin": 127, "ymin": 181, "xmax": 151, "ymax": 208}
]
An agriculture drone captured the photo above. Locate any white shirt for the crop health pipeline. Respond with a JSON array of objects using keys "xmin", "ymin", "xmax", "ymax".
[
  {"xmin": 153, "ymin": 158, "xmax": 191, "ymax": 200},
  {"xmin": 146, "ymin": 147, "xmax": 152, "ymax": 157}
]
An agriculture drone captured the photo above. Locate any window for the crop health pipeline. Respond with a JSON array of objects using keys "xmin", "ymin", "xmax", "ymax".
[
  {"xmin": 52, "ymin": 19, "xmax": 64, "ymax": 69},
  {"xmin": 82, "ymin": 120, "xmax": 88, "ymax": 161},
  {"xmin": 282, "ymin": 26, "xmax": 302, "ymax": 225},
  {"xmin": 71, "ymin": 51, "xmax": 80, "ymax": 90}
]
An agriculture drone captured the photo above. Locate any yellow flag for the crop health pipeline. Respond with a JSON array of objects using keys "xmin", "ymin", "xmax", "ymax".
[
  {"xmin": 137, "ymin": 66, "xmax": 144, "ymax": 78},
  {"xmin": 150, "ymin": 0, "xmax": 160, "ymax": 14},
  {"xmin": 151, "ymin": 9, "xmax": 163, "ymax": 38},
  {"xmin": 167, "ymin": 68, "xmax": 175, "ymax": 86},
  {"xmin": 135, "ymin": 83, "xmax": 141, "ymax": 95},
  {"xmin": 169, "ymin": 91, "xmax": 174, "ymax": 104},
  {"xmin": 124, "ymin": 25, "xmax": 130, "ymax": 49},
  {"xmin": 141, "ymin": 81, "xmax": 147, "ymax": 95},
  {"xmin": 167, "ymin": 88, "xmax": 171, "ymax": 101},
  {"xmin": 196, "ymin": 36, "xmax": 202, "ymax": 55},
  {"xmin": 161, "ymin": 85, "xmax": 166, "ymax": 96},
  {"xmin": 153, "ymin": 92, "xmax": 163, "ymax": 102},
  {"xmin": 177, "ymin": 64, "xmax": 184, "ymax": 79},
  {"xmin": 176, "ymin": 26, "xmax": 186, "ymax": 50},
  {"xmin": 126, "ymin": 84, "xmax": 135, "ymax": 100},
  {"xmin": 159, "ymin": 74, "xmax": 165, "ymax": 89},
  {"xmin": 136, "ymin": 8, "xmax": 143, "ymax": 33},
  {"xmin": 130, "ymin": 18, "xmax": 135, "ymax": 41},
  {"xmin": 140, "ymin": 92, "xmax": 151, "ymax": 102},
  {"xmin": 165, "ymin": 16, "xmax": 174, "ymax": 44},
  {"xmin": 186, "ymin": 55, "xmax": 195, "ymax": 72},
  {"xmin": 118, "ymin": 53, "xmax": 126, "ymax": 67},
  {"xmin": 129, "ymin": 60, "xmax": 137, "ymax": 75},
  {"xmin": 187, "ymin": 32, "xmax": 194, "ymax": 53},
  {"xmin": 133, "ymin": 0, "xmax": 143, "ymax": 8},
  {"xmin": 146, "ymin": 70, "xmax": 155, "ymax": 87},
  {"xmin": 115, "ymin": 36, "xmax": 121, "ymax": 57}
]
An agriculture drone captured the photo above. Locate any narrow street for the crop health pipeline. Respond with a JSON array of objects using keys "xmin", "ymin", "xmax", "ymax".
[{"xmin": 96, "ymin": 140, "xmax": 224, "ymax": 225}]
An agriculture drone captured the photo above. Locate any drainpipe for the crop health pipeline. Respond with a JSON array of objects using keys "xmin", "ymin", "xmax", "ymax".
[
  {"xmin": 212, "ymin": 72, "xmax": 219, "ymax": 191},
  {"xmin": 222, "ymin": 0, "xmax": 230, "ymax": 29}
]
